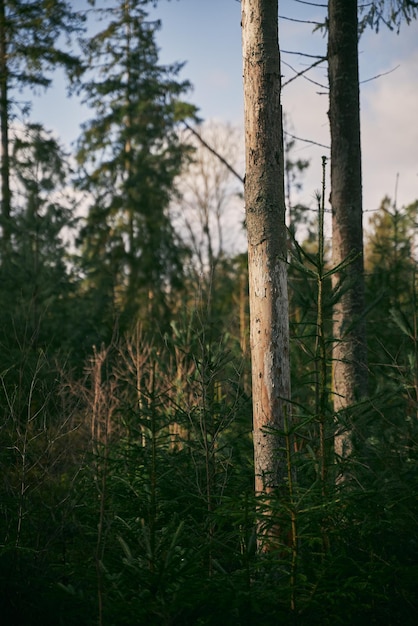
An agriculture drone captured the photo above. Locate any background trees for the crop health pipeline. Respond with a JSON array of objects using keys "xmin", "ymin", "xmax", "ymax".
[
  {"xmin": 0, "ymin": 1, "xmax": 417, "ymax": 624},
  {"xmin": 0, "ymin": 0, "xmax": 82, "ymax": 255},
  {"xmin": 76, "ymin": 0, "xmax": 196, "ymax": 335}
]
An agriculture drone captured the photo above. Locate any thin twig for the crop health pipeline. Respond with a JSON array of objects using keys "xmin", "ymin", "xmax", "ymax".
[
  {"xmin": 183, "ymin": 122, "xmax": 244, "ymax": 184},
  {"xmin": 282, "ymin": 57, "xmax": 327, "ymax": 88},
  {"xmin": 282, "ymin": 49, "xmax": 325, "ymax": 58},
  {"xmin": 284, "ymin": 130, "xmax": 330, "ymax": 151},
  {"xmin": 293, "ymin": 0, "xmax": 327, "ymax": 6},
  {"xmin": 279, "ymin": 14, "xmax": 324, "ymax": 25},
  {"xmin": 360, "ymin": 64, "xmax": 400, "ymax": 84}
]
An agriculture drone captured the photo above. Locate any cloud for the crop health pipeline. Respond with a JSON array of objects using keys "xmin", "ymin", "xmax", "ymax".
[
  {"xmin": 280, "ymin": 26, "xmax": 418, "ymax": 225},
  {"xmin": 361, "ymin": 49, "xmax": 418, "ymax": 212}
]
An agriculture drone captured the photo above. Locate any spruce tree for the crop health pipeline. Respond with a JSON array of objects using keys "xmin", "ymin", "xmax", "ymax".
[
  {"xmin": 0, "ymin": 0, "xmax": 83, "ymax": 256},
  {"xmin": 0, "ymin": 122, "xmax": 80, "ymax": 365},
  {"xmin": 76, "ymin": 0, "xmax": 197, "ymax": 333},
  {"xmin": 365, "ymin": 196, "xmax": 418, "ymax": 391}
]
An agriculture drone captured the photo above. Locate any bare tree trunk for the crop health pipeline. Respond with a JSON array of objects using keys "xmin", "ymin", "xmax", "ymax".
[
  {"xmin": 241, "ymin": 0, "xmax": 291, "ymax": 548},
  {"xmin": 328, "ymin": 0, "xmax": 368, "ymax": 460},
  {"xmin": 0, "ymin": 0, "xmax": 11, "ymax": 252}
]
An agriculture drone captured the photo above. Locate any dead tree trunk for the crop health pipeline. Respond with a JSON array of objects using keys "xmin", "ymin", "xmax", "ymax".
[
  {"xmin": 328, "ymin": 0, "xmax": 368, "ymax": 460},
  {"xmin": 0, "ymin": 0, "xmax": 11, "ymax": 252},
  {"xmin": 241, "ymin": 0, "xmax": 291, "ymax": 548}
]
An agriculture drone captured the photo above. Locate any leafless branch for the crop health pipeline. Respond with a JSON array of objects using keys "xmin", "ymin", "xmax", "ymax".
[
  {"xmin": 183, "ymin": 122, "xmax": 244, "ymax": 185},
  {"xmin": 360, "ymin": 64, "xmax": 400, "ymax": 85},
  {"xmin": 284, "ymin": 130, "xmax": 330, "ymax": 151},
  {"xmin": 282, "ymin": 57, "xmax": 326, "ymax": 88},
  {"xmin": 282, "ymin": 49, "xmax": 324, "ymax": 59},
  {"xmin": 279, "ymin": 14, "xmax": 325, "ymax": 25},
  {"xmin": 293, "ymin": 0, "xmax": 327, "ymax": 6}
]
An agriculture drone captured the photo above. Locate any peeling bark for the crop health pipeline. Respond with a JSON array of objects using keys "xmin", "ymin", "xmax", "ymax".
[{"xmin": 241, "ymin": 0, "xmax": 291, "ymax": 544}]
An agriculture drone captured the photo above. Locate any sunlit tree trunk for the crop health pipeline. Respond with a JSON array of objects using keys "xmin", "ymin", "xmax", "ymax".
[
  {"xmin": 328, "ymin": 0, "xmax": 368, "ymax": 460},
  {"xmin": 241, "ymin": 0, "xmax": 291, "ymax": 549}
]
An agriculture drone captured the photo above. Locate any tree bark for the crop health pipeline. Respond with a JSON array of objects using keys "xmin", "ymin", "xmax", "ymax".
[
  {"xmin": 0, "ymin": 0, "xmax": 11, "ymax": 252},
  {"xmin": 241, "ymin": 0, "xmax": 291, "ymax": 546},
  {"xmin": 328, "ymin": 0, "xmax": 368, "ymax": 459}
]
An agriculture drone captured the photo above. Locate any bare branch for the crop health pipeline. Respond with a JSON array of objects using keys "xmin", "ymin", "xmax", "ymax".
[
  {"xmin": 360, "ymin": 64, "xmax": 400, "ymax": 85},
  {"xmin": 282, "ymin": 49, "xmax": 325, "ymax": 59},
  {"xmin": 293, "ymin": 0, "xmax": 327, "ymax": 6},
  {"xmin": 282, "ymin": 57, "xmax": 326, "ymax": 88},
  {"xmin": 183, "ymin": 122, "xmax": 244, "ymax": 185},
  {"xmin": 279, "ymin": 14, "xmax": 325, "ymax": 25},
  {"xmin": 284, "ymin": 130, "xmax": 330, "ymax": 150}
]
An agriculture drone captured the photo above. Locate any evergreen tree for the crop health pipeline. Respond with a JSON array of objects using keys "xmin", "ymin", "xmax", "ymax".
[
  {"xmin": 12, "ymin": 124, "xmax": 76, "ymax": 326},
  {"xmin": 76, "ymin": 0, "xmax": 197, "ymax": 334},
  {"xmin": 0, "ymin": 0, "xmax": 83, "ymax": 255},
  {"xmin": 365, "ymin": 196, "xmax": 418, "ymax": 388},
  {"xmin": 0, "ymin": 122, "xmax": 82, "ymax": 367},
  {"xmin": 359, "ymin": 0, "xmax": 418, "ymax": 31}
]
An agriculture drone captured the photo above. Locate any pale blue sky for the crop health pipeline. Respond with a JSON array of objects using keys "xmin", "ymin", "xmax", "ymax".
[{"xmin": 28, "ymin": 0, "xmax": 418, "ymax": 217}]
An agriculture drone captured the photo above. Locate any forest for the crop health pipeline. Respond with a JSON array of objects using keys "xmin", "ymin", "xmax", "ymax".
[{"xmin": 1, "ymin": 0, "xmax": 418, "ymax": 624}]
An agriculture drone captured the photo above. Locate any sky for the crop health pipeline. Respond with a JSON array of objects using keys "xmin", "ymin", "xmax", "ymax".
[{"xmin": 30, "ymin": 0, "xmax": 418, "ymax": 241}]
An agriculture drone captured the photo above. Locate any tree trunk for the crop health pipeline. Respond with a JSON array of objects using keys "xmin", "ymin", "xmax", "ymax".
[
  {"xmin": 0, "ymin": 0, "xmax": 11, "ymax": 252},
  {"xmin": 328, "ymin": 0, "xmax": 368, "ymax": 459},
  {"xmin": 241, "ymin": 0, "xmax": 291, "ymax": 548}
]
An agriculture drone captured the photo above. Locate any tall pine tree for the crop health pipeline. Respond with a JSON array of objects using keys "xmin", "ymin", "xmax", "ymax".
[
  {"xmin": 0, "ymin": 0, "xmax": 83, "ymax": 256},
  {"xmin": 1, "ymin": 122, "xmax": 80, "ymax": 365},
  {"xmin": 76, "ymin": 0, "xmax": 197, "ymax": 333}
]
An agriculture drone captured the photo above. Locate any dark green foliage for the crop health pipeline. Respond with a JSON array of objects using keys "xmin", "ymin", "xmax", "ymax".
[
  {"xmin": 2, "ymin": 294, "xmax": 418, "ymax": 624},
  {"xmin": 0, "ymin": 121, "xmax": 94, "ymax": 373},
  {"xmin": 0, "ymin": 1, "xmax": 417, "ymax": 623},
  {"xmin": 1, "ymin": 0, "xmax": 83, "ymax": 89},
  {"xmin": 0, "ymin": 0, "xmax": 84, "ymax": 251},
  {"xmin": 76, "ymin": 0, "xmax": 197, "ymax": 333},
  {"xmin": 366, "ymin": 197, "xmax": 418, "ymax": 378},
  {"xmin": 2, "ymin": 144, "xmax": 418, "ymax": 623}
]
